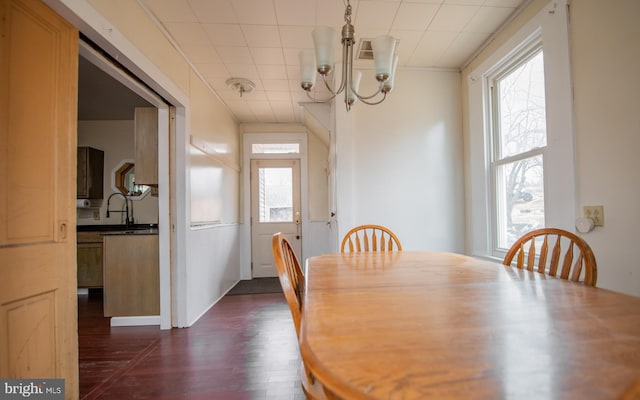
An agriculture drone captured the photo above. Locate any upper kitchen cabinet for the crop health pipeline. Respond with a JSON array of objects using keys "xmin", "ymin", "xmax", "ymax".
[
  {"xmin": 77, "ymin": 146, "xmax": 104, "ymax": 199},
  {"xmin": 134, "ymin": 107, "xmax": 158, "ymax": 186}
]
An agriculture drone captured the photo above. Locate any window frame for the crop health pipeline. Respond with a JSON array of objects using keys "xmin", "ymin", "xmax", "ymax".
[
  {"xmin": 466, "ymin": 0, "xmax": 576, "ymax": 260},
  {"xmin": 487, "ymin": 41, "xmax": 547, "ymax": 256}
]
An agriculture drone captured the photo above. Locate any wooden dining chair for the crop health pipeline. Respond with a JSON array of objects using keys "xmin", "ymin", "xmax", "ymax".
[
  {"xmin": 503, "ymin": 228, "xmax": 598, "ymax": 286},
  {"xmin": 272, "ymin": 233, "xmax": 327, "ymax": 400},
  {"xmin": 340, "ymin": 224, "xmax": 402, "ymax": 253}
]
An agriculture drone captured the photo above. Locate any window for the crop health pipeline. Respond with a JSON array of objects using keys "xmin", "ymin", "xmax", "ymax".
[
  {"xmin": 257, "ymin": 167, "xmax": 293, "ymax": 222},
  {"xmin": 467, "ymin": 0, "xmax": 576, "ymax": 260},
  {"xmin": 489, "ymin": 48, "xmax": 547, "ymax": 251},
  {"xmin": 252, "ymin": 143, "xmax": 300, "ymax": 154}
]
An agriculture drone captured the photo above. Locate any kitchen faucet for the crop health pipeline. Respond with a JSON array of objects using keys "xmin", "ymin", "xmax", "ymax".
[{"xmin": 106, "ymin": 192, "xmax": 131, "ymax": 227}]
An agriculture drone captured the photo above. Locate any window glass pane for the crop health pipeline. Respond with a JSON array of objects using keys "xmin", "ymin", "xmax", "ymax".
[
  {"xmin": 252, "ymin": 143, "xmax": 300, "ymax": 154},
  {"xmin": 497, "ymin": 51, "xmax": 547, "ymax": 159},
  {"xmin": 258, "ymin": 167, "xmax": 293, "ymax": 222},
  {"xmin": 496, "ymin": 155, "xmax": 545, "ymax": 249}
]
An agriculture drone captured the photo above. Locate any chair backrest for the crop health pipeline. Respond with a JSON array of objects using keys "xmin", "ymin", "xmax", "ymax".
[
  {"xmin": 503, "ymin": 228, "xmax": 597, "ymax": 286},
  {"xmin": 272, "ymin": 232, "xmax": 305, "ymax": 336},
  {"xmin": 340, "ymin": 224, "xmax": 402, "ymax": 253}
]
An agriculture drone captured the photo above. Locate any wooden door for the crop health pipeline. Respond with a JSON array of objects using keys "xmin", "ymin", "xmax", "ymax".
[
  {"xmin": 0, "ymin": 0, "xmax": 79, "ymax": 397},
  {"xmin": 250, "ymin": 159, "xmax": 301, "ymax": 277}
]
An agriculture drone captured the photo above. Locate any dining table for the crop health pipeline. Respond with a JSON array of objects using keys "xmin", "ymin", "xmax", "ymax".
[{"xmin": 300, "ymin": 251, "xmax": 640, "ymax": 400}]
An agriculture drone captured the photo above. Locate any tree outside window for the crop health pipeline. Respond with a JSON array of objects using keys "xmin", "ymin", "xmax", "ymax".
[{"xmin": 491, "ymin": 49, "xmax": 547, "ymax": 249}]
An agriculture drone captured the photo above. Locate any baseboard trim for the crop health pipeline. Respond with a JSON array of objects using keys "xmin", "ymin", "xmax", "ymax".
[{"xmin": 110, "ymin": 316, "xmax": 161, "ymax": 327}]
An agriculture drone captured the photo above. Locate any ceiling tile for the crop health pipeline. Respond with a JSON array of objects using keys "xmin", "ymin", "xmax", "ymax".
[
  {"xmin": 231, "ymin": 0, "xmax": 278, "ymax": 25},
  {"xmin": 274, "ymin": 0, "xmax": 316, "ymax": 26},
  {"xmin": 439, "ymin": 31, "xmax": 489, "ymax": 66},
  {"xmin": 267, "ymin": 91, "xmax": 293, "ymax": 101},
  {"xmin": 403, "ymin": 0, "xmax": 444, "ymax": 3},
  {"xmin": 408, "ymin": 30, "xmax": 457, "ymax": 66},
  {"xmin": 262, "ymin": 79, "xmax": 291, "ymax": 92},
  {"xmin": 316, "ymin": 0, "xmax": 346, "ymax": 27},
  {"xmin": 464, "ymin": 6, "xmax": 515, "ymax": 33},
  {"xmin": 355, "ymin": 1, "xmax": 400, "ymax": 31},
  {"xmin": 202, "ymin": 24, "xmax": 246, "ymax": 46},
  {"xmin": 242, "ymin": 25, "xmax": 282, "ymax": 47},
  {"xmin": 390, "ymin": 30, "xmax": 424, "ymax": 65},
  {"xmin": 143, "ymin": 0, "xmax": 197, "ymax": 23},
  {"xmin": 484, "ymin": 0, "xmax": 524, "ymax": 6},
  {"xmin": 392, "ymin": 3, "xmax": 439, "ymax": 31},
  {"xmin": 428, "ymin": 5, "xmax": 479, "ymax": 32},
  {"xmin": 217, "ymin": 47, "xmax": 254, "ymax": 65},
  {"xmin": 196, "ymin": 63, "xmax": 230, "ymax": 79},
  {"xmin": 180, "ymin": 44, "xmax": 223, "ymax": 64},
  {"xmin": 283, "ymin": 48, "xmax": 304, "ymax": 66},
  {"xmin": 164, "ymin": 22, "xmax": 210, "ymax": 46},
  {"xmin": 444, "ymin": 0, "xmax": 484, "ymax": 5},
  {"xmin": 279, "ymin": 26, "xmax": 314, "ymax": 49},
  {"xmin": 248, "ymin": 101, "xmax": 276, "ymax": 120},
  {"xmin": 250, "ymin": 47, "xmax": 285, "ymax": 65},
  {"xmin": 188, "ymin": 0, "xmax": 237, "ymax": 23},
  {"xmin": 257, "ymin": 65, "xmax": 289, "ymax": 80},
  {"xmin": 244, "ymin": 91, "xmax": 269, "ymax": 102},
  {"xmin": 225, "ymin": 64, "xmax": 260, "ymax": 82}
]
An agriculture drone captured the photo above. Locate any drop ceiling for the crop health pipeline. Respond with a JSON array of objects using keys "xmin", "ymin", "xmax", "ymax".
[{"xmin": 133, "ymin": 0, "xmax": 527, "ymax": 124}]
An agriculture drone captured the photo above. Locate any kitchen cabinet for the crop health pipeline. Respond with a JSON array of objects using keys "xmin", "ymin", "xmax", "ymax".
[
  {"xmin": 103, "ymin": 233, "xmax": 159, "ymax": 317},
  {"xmin": 77, "ymin": 232, "xmax": 103, "ymax": 288},
  {"xmin": 134, "ymin": 107, "xmax": 158, "ymax": 186},
  {"xmin": 77, "ymin": 146, "xmax": 104, "ymax": 199}
]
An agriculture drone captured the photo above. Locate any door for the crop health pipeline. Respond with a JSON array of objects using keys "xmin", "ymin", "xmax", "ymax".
[
  {"xmin": 250, "ymin": 159, "xmax": 301, "ymax": 277},
  {"xmin": 0, "ymin": 0, "xmax": 79, "ymax": 397}
]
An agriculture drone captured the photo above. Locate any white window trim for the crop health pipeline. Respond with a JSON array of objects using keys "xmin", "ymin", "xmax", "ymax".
[{"xmin": 467, "ymin": 0, "xmax": 576, "ymax": 259}]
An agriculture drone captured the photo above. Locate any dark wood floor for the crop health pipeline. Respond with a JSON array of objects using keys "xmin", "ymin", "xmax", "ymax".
[{"xmin": 78, "ymin": 289, "xmax": 306, "ymax": 399}]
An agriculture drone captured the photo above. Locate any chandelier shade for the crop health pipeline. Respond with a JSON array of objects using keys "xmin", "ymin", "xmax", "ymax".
[
  {"xmin": 312, "ymin": 26, "xmax": 338, "ymax": 74},
  {"xmin": 299, "ymin": 50, "xmax": 317, "ymax": 90},
  {"xmin": 298, "ymin": 0, "xmax": 398, "ymax": 111},
  {"xmin": 371, "ymin": 35, "xmax": 397, "ymax": 81}
]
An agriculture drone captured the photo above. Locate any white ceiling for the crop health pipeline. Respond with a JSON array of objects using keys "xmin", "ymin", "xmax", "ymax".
[{"xmin": 139, "ymin": 0, "xmax": 527, "ymax": 124}]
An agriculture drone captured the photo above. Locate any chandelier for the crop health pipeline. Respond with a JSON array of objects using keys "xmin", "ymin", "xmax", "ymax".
[{"xmin": 298, "ymin": 0, "xmax": 398, "ymax": 111}]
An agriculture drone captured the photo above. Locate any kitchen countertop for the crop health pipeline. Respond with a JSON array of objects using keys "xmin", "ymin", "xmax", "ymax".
[
  {"xmin": 101, "ymin": 229, "xmax": 158, "ymax": 236},
  {"xmin": 77, "ymin": 224, "xmax": 159, "ymax": 235}
]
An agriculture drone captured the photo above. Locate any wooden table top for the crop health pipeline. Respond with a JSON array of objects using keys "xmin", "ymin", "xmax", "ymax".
[{"xmin": 300, "ymin": 251, "xmax": 640, "ymax": 400}]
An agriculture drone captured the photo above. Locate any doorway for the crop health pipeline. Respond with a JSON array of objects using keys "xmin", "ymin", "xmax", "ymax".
[
  {"xmin": 250, "ymin": 159, "xmax": 302, "ymax": 277},
  {"xmin": 77, "ymin": 40, "xmax": 171, "ymax": 328}
]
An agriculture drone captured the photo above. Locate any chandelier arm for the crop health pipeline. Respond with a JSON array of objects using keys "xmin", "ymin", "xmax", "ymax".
[
  {"xmin": 305, "ymin": 89, "xmax": 337, "ymax": 103},
  {"xmin": 356, "ymin": 91, "xmax": 388, "ymax": 106},
  {"xmin": 320, "ymin": 74, "xmax": 338, "ymax": 95},
  {"xmin": 353, "ymin": 87, "xmax": 386, "ymax": 101},
  {"xmin": 332, "ymin": 40, "xmax": 350, "ymax": 96}
]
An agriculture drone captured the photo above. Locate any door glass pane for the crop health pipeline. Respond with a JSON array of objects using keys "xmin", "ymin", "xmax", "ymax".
[
  {"xmin": 496, "ymin": 155, "xmax": 545, "ymax": 249},
  {"xmin": 496, "ymin": 51, "xmax": 547, "ymax": 159},
  {"xmin": 258, "ymin": 167, "xmax": 293, "ymax": 222}
]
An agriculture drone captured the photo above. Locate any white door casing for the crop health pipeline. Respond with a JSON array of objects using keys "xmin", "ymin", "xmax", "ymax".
[{"xmin": 250, "ymin": 159, "xmax": 301, "ymax": 277}]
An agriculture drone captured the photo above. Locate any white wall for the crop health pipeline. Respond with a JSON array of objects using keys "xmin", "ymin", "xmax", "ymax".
[
  {"xmin": 336, "ymin": 68, "xmax": 465, "ymax": 252},
  {"xmin": 461, "ymin": 0, "xmax": 640, "ymax": 296},
  {"xmin": 77, "ymin": 120, "xmax": 159, "ymax": 225},
  {"xmin": 570, "ymin": 0, "xmax": 640, "ymax": 296},
  {"xmin": 185, "ymin": 70, "xmax": 241, "ymax": 325}
]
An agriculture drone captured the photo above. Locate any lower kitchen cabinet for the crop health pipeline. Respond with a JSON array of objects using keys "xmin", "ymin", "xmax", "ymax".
[
  {"xmin": 103, "ymin": 234, "xmax": 159, "ymax": 317},
  {"xmin": 77, "ymin": 232, "xmax": 103, "ymax": 288}
]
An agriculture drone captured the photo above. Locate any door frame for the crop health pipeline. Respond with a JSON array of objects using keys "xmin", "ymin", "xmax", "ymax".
[
  {"xmin": 250, "ymin": 159, "xmax": 302, "ymax": 278},
  {"xmin": 241, "ymin": 132, "xmax": 308, "ymax": 280}
]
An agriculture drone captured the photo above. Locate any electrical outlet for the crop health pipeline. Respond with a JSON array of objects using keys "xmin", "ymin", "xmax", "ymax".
[
  {"xmin": 93, "ymin": 211, "xmax": 100, "ymax": 220},
  {"xmin": 583, "ymin": 205, "xmax": 604, "ymax": 226}
]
